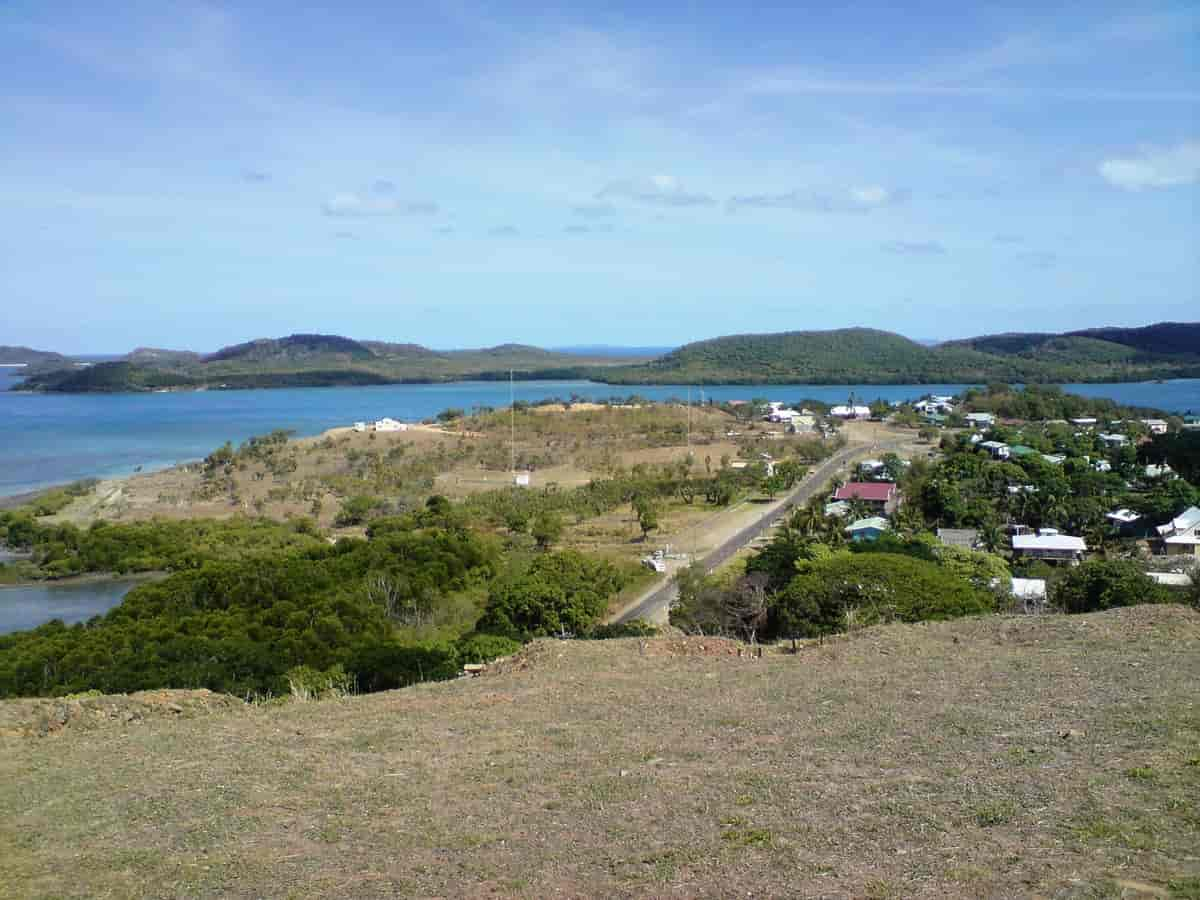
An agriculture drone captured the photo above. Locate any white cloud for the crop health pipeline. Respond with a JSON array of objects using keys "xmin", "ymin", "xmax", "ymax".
[
  {"xmin": 882, "ymin": 240, "xmax": 946, "ymax": 256},
  {"xmin": 728, "ymin": 185, "xmax": 903, "ymax": 213},
  {"xmin": 321, "ymin": 189, "xmax": 439, "ymax": 217},
  {"xmin": 598, "ymin": 175, "xmax": 714, "ymax": 207},
  {"xmin": 1098, "ymin": 141, "xmax": 1200, "ymax": 190}
]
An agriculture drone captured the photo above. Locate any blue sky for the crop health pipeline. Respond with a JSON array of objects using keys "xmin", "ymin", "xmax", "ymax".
[{"xmin": 2, "ymin": 1, "xmax": 1197, "ymax": 352}]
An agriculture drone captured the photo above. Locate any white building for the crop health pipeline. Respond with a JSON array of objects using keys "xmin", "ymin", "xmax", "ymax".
[
  {"xmin": 964, "ymin": 412, "xmax": 995, "ymax": 427},
  {"xmin": 1012, "ymin": 577, "xmax": 1048, "ymax": 607},
  {"xmin": 1070, "ymin": 417, "xmax": 1098, "ymax": 427},
  {"xmin": 1098, "ymin": 433, "xmax": 1129, "ymax": 448},
  {"xmin": 1106, "ymin": 508, "xmax": 1140, "ymax": 527},
  {"xmin": 830, "ymin": 405, "xmax": 870, "ymax": 419},
  {"xmin": 374, "ymin": 418, "xmax": 408, "ymax": 432},
  {"xmin": 352, "ymin": 421, "xmax": 368, "ymax": 433},
  {"xmin": 1140, "ymin": 419, "xmax": 1169, "ymax": 435},
  {"xmin": 1012, "ymin": 533, "xmax": 1087, "ymax": 562},
  {"xmin": 979, "ymin": 440, "xmax": 1010, "ymax": 460},
  {"xmin": 1156, "ymin": 506, "xmax": 1200, "ymax": 558}
]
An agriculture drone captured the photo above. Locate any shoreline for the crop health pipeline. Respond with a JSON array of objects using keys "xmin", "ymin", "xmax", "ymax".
[{"xmin": 0, "ymin": 570, "xmax": 165, "ymax": 591}]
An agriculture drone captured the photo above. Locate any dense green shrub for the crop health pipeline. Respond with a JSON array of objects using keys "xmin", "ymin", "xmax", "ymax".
[
  {"xmin": 582, "ymin": 619, "xmax": 658, "ymax": 640},
  {"xmin": 1051, "ymin": 560, "xmax": 1169, "ymax": 614},
  {"xmin": 455, "ymin": 632, "xmax": 522, "ymax": 663},
  {"xmin": 0, "ymin": 520, "xmax": 499, "ymax": 698},
  {"xmin": 770, "ymin": 553, "xmax": 992, "ymax": 638},
  {"xmin": 476, "ymin": 550, "xmax": 626, "ymax": 640}
]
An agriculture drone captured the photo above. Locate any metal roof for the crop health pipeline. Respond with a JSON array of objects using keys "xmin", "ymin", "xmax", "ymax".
[{"xmin": 1012, "ymin": 534, "xmax": 1086, "ymax": 552}]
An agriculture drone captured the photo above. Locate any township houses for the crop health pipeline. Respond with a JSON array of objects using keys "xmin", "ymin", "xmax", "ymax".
[
  {"xmin": 833, "ymin": 481, "xmax": 898, "ymax": 513},
  {"xmin": 964, "ymin": 412, "xmax": 995, "ymax": 428},
  {"xmin": 830, "ymin": 404, "xmax": 870, "ymax": 419},
  {"xmin": 1156, "ymin": 506, "xmax": 1200, "ymax": 558},
  {"xmin": 1012, "ymin": 530, "xmax": 1087, "ymax": 563}
]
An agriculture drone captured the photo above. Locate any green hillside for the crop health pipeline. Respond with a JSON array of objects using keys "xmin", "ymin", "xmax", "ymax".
[
  {"xmin": 600, "ymin": 322, "xmax": 1200, "ymax": 385},
  {"xmin": 17, "ymin": 334, "xmax": 634, "ymax": 393}
]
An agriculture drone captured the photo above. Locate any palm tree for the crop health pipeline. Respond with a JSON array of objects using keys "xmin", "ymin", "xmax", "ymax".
[{"xmin": 979, "ymin": 521, "xmax": 1004, "ymax": 554}]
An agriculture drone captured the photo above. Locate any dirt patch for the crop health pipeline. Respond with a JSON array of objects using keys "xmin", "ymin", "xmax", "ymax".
[{"xmin": 0, "ymin": 689, "xmax": 245, "ymax": 739}]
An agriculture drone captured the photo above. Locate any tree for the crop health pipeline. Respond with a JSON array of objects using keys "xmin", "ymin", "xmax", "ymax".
[
  {"xmin": 531, "ymin": 510, "xmax": 564, "ymax": 550},
  {"xmin": 768, "ymin": 553, "xmax": 992, "ymax": 639},
  {"xmin": 476, "ymin": 550, "xmax": 624, "ymax": 639},
  {"xmin": 1051, "ymin": 560, "xmax": 1167, "ymax": 614},
  {"xmin": 634, "ymin": 496, "xmax": 660, "ymax": 541}
]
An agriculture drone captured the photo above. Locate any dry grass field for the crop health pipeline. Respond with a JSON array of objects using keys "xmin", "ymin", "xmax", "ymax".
[{"xmin": 2, "ymin": 605, "xmax": 1198, "ymax": 899}]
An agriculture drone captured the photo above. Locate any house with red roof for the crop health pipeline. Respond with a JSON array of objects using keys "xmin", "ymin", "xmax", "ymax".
[{"xmin": 833, "ymin": 481, "xmax": 898, "ymax": 513}]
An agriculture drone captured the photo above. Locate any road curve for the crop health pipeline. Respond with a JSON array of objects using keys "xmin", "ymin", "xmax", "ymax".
[{"xmin": 612, "ymin": 440, "xmax": 907, "ymax": 625}]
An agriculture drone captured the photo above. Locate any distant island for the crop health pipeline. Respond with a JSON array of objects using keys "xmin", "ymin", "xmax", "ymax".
[{"xmin": 9, "ymin": 322, "xmax": 1200, "ymax": 393}]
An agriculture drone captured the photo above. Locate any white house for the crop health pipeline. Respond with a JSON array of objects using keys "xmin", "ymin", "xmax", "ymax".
[
  {"xmin": 352, "ymin": 421, "xmax": 368, "ymax": 433},
  {"xmin": 1041, "ymin": 453, "xmax": 1066, "ymax": 465},
  {"xmin": 824, "ymin": 500, "xmax": 852, "ymax": 518},
  {"xmin": 979, "ymin": 440, "xmax": 1010, "ymax": 460},
  {"xmin": 1011, "ymin": 577, "xmax": 1048, "ymax": 608},
  {"xmin": 1156, "ymin": 506, "xmax": 1200, "ymax": 558},
  {"xmin": 1106, "ymin": 508, "xmax": 1141, "ymax": 527},
  {"xmin": 1147, "ymin": 572, "xmax": 1194, "ymax": 588},
  {"xmin": 787, "ymin": 415, "xmax": 817, "ymax": 434},
  {"xmin": 1098, "ymin": 433, "xmax": 1129, "ymax": 448},
  {"xmin": 513, "ymin": 472, "xmax": 531, "ymax": 487},
  {"xmin": 1140, "ymin": 419, "xmax": 1169, "ymax": 435},
  {"xmin": 1145, "ymin": 463, "xmax": 1174, "ymax": 479},
  {"xmin": 964, "ymin": 412, "xmax": 995, "ymax": 427},
  {"xmin": 1012, "ymin": 533, "xmax": 1087, "ymax": 562},
  {"xmin": 374, "ymin": 418, "xmax": 408, "ymax": 432},
  {"xmin": 830, "ymin": 404, "xmax": 870, "ymax": 419},
  {"xmin": 1093, "ymin": 459, "xmax": 1112, "ymax": 472},
  {"xmin": 914, "ymin": 398, "xmax": 954, "ymax": 415}
]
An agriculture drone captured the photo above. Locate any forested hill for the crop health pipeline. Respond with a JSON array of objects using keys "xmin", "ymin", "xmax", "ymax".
[
  {"xmin": 15, "ymin": 334, "xmax": 638, "ymax": 393},
  {"xmin": 0, "ymin": 346, "xmax": 72, "ymax": 369},
  {"xmin": 16, "ymin": 322, "xmax": 1200, "ymax": 392},
  {"xmin": 597, "ymin": 323, "xmax": 1200, "ymax": 385}
]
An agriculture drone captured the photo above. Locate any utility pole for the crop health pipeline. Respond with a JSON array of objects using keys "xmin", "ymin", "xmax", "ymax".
[{"xmin": 510, "ymin": 369, "xmax": 515, "ymax": 478}]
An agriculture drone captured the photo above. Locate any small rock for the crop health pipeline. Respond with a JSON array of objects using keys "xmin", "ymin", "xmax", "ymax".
[
  {"xmin": 619, "ymin": 769, "xmax": 631, "ymax": 777},
  {"xmin": 1060, "ymin": 728, "xmax": 1086, "ymax": 740},
  {"xmin": 166, "ymin": 703, "xmax": 184, "ymax": 714}
]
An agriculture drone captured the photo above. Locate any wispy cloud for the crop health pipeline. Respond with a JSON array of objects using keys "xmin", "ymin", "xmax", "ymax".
[
  {"xmin": 1016, "ymin": 251, "xmax": 1058, "ymax": 270},
  {"xmin": 882, "ymin": 240, "xmax": 946, "ymax": 256},
  {"xmin": 728, "ymin": 185, "xmax": 903, "ymax": 213},
  {"xmin": 322, "ymin": 183, "xmax": 440, "ymax": 217},
  {"xmin": 572, "ymin": 203, "xmax": 617, "ymax": 218},
  {"xmin": 598, "ymin": 175, "xmax": 714, "ymax": 207},
  {"xmin": 489, "ymin": 225, "xmax": 519, "ymax": 236},
  {"xmin": 1098, "ymin": 141, "xmax": 1200, "ymax": 190},
  {"xmin": 564, "ymin": 223, "xmax": 615, "ymax": 234},
  {"xmin": 241, "ymin": 169, "xmax": 269, "ymax": 183}
]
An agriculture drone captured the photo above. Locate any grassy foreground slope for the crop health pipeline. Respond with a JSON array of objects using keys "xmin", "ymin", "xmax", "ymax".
[{"xmin": 3, "ymin": 605, "xmax": 1199, "ymax": 899}]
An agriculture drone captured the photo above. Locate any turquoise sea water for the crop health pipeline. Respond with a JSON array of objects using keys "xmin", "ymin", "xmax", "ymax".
[{"xmin": 2, "ymin": 372, "xmax": 1198, "ymax": 497}]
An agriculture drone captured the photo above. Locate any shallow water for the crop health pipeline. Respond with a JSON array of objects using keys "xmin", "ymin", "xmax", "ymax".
[
  {"xmin": 2, "ymin": 374, "xmax": 1197, "ymax": 497},
  {"xmin": 0, "ymin": 578, "xmax": 142, "ymax": 634}
]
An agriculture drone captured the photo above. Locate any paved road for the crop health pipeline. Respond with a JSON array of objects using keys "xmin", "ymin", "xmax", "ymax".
[{"xmin": 613, "ymin": 440, "xmax": 908, "ymax": 625}]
